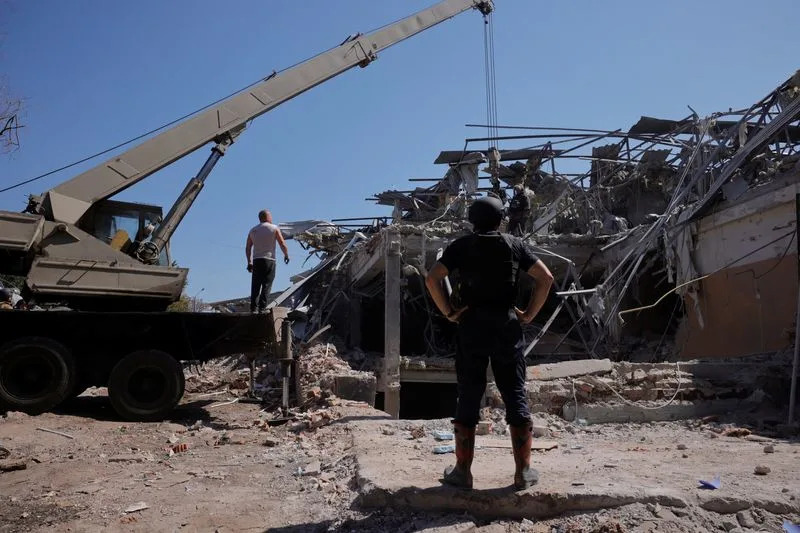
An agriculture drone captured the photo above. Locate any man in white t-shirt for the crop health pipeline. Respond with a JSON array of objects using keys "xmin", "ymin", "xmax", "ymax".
[{"xmin": 246, "ymin": 209, "xmax": 290, "ymax": 313}]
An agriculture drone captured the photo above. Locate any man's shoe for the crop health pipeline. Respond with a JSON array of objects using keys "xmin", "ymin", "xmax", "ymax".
[
  {"xmin": 509, "ymin": 422, "xmax": 539, "ymax": 490},
  {"xmin": 442, "ymin": 422, "xmax": 475, "ymax": 489}
]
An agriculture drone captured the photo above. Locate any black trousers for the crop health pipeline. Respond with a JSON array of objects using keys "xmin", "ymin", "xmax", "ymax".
[
  {"xmin": 250, "ymin": 258, "xmax": 276, "ymax": 312},
  {"xmin": 454, "ymin": 307, "xmax": 531, "ymax": 428},
  {"xmin": 507, "ymin": 216, "xmax": 525, "ymax": 236}
]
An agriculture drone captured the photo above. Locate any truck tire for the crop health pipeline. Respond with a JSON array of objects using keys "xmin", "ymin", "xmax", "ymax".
[
  {"xmin": 0, "ymin": 337, "xmax": 76, "ymax": 415},
  {"xmin": 108, "ymin": 350, "xmax": 185, "ymax": 421}
]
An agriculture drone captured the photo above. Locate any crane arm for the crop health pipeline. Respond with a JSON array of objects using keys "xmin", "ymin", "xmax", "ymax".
[{"xmin": 39, "ymin": 0, "xmax": 493, "ymax": 225}]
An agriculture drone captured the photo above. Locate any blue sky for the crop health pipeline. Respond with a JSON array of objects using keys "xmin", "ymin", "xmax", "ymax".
[{"xmin": 1, "ymin": 0, "xmax": 798, "ymax": 302}]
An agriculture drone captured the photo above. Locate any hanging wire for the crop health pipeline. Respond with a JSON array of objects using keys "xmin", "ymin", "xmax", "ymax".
[
  {"xmin": 482, "ymin": 14, "xmax": 492, "ymax": 149},
  {"xmin": 488, "ymin": 13, "xmax": 499, "ymax": 144}
]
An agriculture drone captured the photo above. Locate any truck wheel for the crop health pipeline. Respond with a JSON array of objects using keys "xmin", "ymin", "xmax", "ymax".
[
  {"xmin": 0, "ymin": 337, "xmax": 76, "ymax": 415},
  {"xmin": 108, "ymin": 350, "xmax": 185, "ymax": 421}
]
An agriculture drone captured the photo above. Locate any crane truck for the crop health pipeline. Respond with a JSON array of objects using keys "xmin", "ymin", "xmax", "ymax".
[{"xmin": 0, "ymin": 1, "xmax": 494, "ymax": 421}]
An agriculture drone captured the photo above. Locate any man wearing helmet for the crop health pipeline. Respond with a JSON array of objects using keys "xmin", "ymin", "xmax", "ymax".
[{"xmin": 425, "ymin": 194, "xmax": 554, "ymax": 490}]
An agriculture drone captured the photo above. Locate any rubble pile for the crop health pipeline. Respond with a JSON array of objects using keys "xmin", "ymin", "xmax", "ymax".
[
  {"xmin": 297, "ymin": 342, "xmax": 376, "ymax": 406},
  {"xmin": 484, "ymin": 355, "xmax": 793, "ymax": 423},
  {"xmin": 184, "ymin": 356, "xmax": 250, "ymax": 394},
  {"xmin": 269, "ymin": 69, "xmax": 800, "ymax": 375}
]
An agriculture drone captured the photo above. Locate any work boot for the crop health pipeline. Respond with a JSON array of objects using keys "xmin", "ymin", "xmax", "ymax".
[
  {"xmin": 442, "ymin": 422, "xmax": 475, "ymax": 489},
  {"xmin": 510, "ymin": 422, "xmax": 539, "ymax": 490}
]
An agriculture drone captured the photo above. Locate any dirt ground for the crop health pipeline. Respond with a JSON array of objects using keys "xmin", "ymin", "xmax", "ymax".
[{"xmin": 1, "ymin": 388, "xmax": 799, "ymax": 533}]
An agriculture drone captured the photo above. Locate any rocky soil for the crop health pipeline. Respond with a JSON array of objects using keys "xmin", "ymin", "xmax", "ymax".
[{"xmin": 1, "ymin": 347, "xmax": 799, "ymax": 532}]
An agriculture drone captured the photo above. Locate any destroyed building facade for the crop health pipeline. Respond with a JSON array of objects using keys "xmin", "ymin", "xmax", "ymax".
[{"xmin": 261, "ymin": 71, "xmax": 800, "ymax": 414}]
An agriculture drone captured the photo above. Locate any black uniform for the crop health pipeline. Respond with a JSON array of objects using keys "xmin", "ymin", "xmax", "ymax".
[
  {"xmin": 439, "ymin": 231, "xmax": 540, "ymax": 428},
  {"xmin": 507, "ymin": 191, "xmax": 530, "ymax": 236}
]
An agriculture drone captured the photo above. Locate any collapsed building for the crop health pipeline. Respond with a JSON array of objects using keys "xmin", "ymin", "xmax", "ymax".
[{"xmin": 255, "ymin": 71, "xmax": 800, "ymax": 419}]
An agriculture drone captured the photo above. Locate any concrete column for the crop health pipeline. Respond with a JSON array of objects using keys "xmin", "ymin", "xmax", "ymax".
[{"xmin": 384, "ymin": 227, "xmax": 402, "ymax": 418}]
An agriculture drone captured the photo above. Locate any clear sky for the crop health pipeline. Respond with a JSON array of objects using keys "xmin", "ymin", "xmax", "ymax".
[{"xmin": 1, "ymin": 0, "xmax": 798, "ymax": 302}]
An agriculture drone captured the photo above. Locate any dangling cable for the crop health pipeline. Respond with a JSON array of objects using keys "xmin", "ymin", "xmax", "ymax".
[
  {"xmin": 488, "ymin": 12, "xmax": 499, "ymax": 144},
  {"xmin": 483, "ymin": 14, "xmax": 492, "ymax": 150}
]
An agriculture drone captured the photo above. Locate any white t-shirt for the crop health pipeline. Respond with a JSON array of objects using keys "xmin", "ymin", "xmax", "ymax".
[{"xmin": 249, "ymin": 222, "xmax": 278, "ymax": 260}]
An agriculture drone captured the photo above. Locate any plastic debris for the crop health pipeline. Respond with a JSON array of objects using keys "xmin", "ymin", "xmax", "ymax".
[
  {"xmin": 433, "ymin": 431, "xmax": 454, "ymax": 441},
  {"xmin": 433, "ymin": 444, "xmax": 455, "ymax": 454},
  {"xmin": 124, "ymin": 502, "xmax": 149, "ymax": 514},
  {"xmin": 698, "ymin": 475, "xmax": 721, "ymax": 490},
  {"xmin": 783, "ymin": 520, "xmax": 800, "ymax": 533}
]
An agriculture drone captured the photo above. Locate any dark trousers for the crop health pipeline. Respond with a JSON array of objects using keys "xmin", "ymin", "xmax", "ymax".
[
  {"xmin": 250, "ymin": 258, "xmax": 276, "ymax": 312},
  {"xmin": 507, "ymin": 216, "xmax": 525, "ymax": 236},
  {"xmin": 454, "ymin": 308, "xmax": 531, "ymax": 428}
]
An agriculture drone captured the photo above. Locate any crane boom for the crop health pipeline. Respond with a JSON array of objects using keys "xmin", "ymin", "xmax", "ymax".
[{"xmin": 39, "ymin": 0, "xmax": 493, "ymax": 225}]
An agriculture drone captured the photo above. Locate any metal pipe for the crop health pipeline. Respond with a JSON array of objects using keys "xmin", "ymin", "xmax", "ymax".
[
  {"xmin": 138, "ymin": 141, "xmax": 229, "ymax": 263},
  {"xmin": 789, "ymin": 193, "xmax": 800, "ymax": 424},
  {"xmin": 281, "ymin": 319, "xmax": 292, "ymax": 410},
  {"xmin": 555, "ymin": 288, "xmax": 597, "ymax": 297}
]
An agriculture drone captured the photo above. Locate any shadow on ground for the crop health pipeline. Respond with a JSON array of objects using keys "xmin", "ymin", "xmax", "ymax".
[
  {"xmin": 263, "ymin": 510, "xmax": 477, "ymax": 533},
  {"xmin": 53, "ymin": 395, "xmax": 222, "ymax": 426}
]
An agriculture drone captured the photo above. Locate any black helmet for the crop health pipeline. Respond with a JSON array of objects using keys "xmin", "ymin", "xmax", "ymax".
[{"xmin": 468, "ymin": 195, "xmax": 503, "ymax": 232}]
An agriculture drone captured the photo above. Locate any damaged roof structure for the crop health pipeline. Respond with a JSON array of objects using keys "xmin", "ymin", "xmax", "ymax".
[{"xmin": 269, "ymin": 70, "xmax": 800, "ymax": 415}]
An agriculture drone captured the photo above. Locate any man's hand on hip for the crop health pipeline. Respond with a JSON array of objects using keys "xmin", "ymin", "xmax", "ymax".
[
  {"xmin": 514, "ymin": 307, "xmax": 535, "ymax": 324},
  {"xmin": 247, "ymin": 263, "xmax": 253, "ymax": 273},
  {"xmin": 284, "ymin": 256, "xmax": 290, "ymax": 265}
]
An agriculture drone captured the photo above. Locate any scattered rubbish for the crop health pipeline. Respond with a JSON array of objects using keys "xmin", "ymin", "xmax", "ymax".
[
  {"xmin": 0, "ymin": 445, "xmax": 9, "ymax": 460},
  {"xmin": 108, "ymin": 455, "xmax": 144, "ymax": 463},
  {"xmin": 195, "ymin": 390, "xmax": 230, "ymax": 398},
  {"xmin": 35, "ymin": 427, "xmax": 75, "ymax": 439},
  {"xmin": 410, "ymin": 426, "xmax": 425, "ymax": 439},
  {"xmin": 263, "ymin": 438, "xmax": 279, "ymax": 447},
  {"xmin": 433, "ymin": 430, "xmax": 454, "ymax": 441},
  {"xmin": 167, "ymin": 434, "xmax": 180, "ymax": 444},
  {"xmin": 754, "ymin": 465, "xmax": 770, "ymax": 475},
  {"xmin": 208, "ymin": 398, "xmax": 240, "ymax": 409},
  {"xmin": 570, "ymin": 444, "xmax": 583, "ymax": 450},
  {"xmin": 170, "ymin": 443, "xmax": 189, "ymax": 454},
  {"xmin": 676, "ymin": 443, "xmax": 687, "ymax": 450},
  {"xmin": 784, "ymin": 520, "xmax": 800, "ymax": 533},
  {"xmin": 123, "ymin": 502, "xmax": 149, "ymax": 514},
  {"xmin": 722, "ymin": 427, "xmax": 751, "ymax": 438},
  {"xmin": 531, "ymin": 425, "xmax": 549, "ymax": 438},
  {"xmin": 302, "ymin": 462, "xmax": 321, "ymax": 476},
  {"xmin": 764, "ymin": 445, "xmax": 775, "ymax": 453},
  {"xmin": 603, "ymin": 463, "xmax": 618, "ymax": 468},
  {"xmin": 571, "ymin": 481, "xmax": 585, "ymax": 486},
  {"xmin": 475, "ymin": 421, "xmax": 493, "ymax": 435},
  {"xmin": 698, "ymin": 475, "xmax": 721, "ymax": 490},
  {"xmin": 0, "ymin": 460, "xmax": 27, "ymax": 472},
  {"xmin": 433, "ymin": 444, "xmax": 455, "ymax": 454},
  {"xmin": 381, "ymin": 427, "xmax": 396, "ymax": 436}
]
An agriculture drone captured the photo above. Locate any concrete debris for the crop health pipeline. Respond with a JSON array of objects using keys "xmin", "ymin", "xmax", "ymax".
[
  {"xmin": 754, "ymin": 465, "xmax": 771, "ymax": 475},
  {"xmin": 235, "ymin": 71, "xmax": 800, "ymax": 436},
  {"xmin": 123, "ymin": 502, "xmax": 149, "ymax": 514}
]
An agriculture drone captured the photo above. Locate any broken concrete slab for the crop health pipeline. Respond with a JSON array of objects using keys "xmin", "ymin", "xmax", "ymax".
[
  {"xmin": 527, "ymin": 359, "xmax": 613, "ymax": 381},
  {"xmin": 562, "ymin": 398, "xmax": 758, "ymax": 424},
  {"xmin": 331, "ymin": 373, "xmax": 376, "ymax": 406}
]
